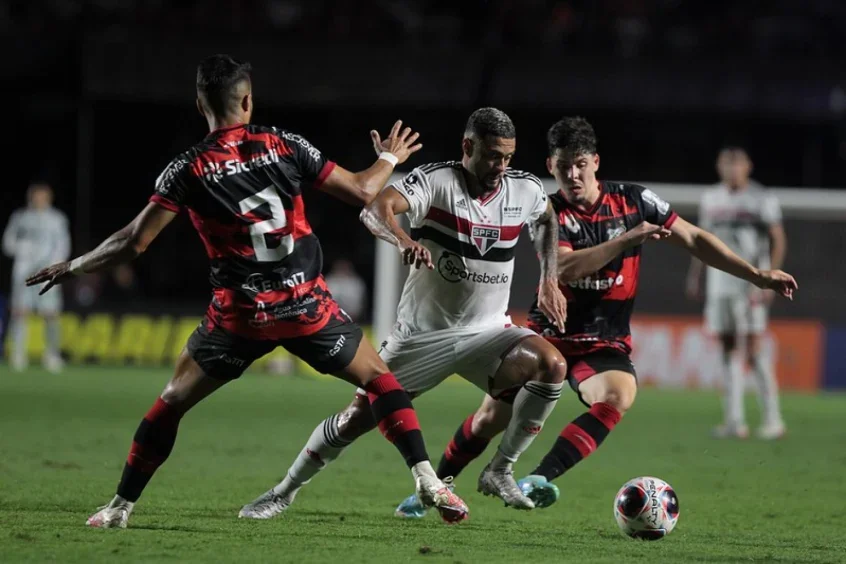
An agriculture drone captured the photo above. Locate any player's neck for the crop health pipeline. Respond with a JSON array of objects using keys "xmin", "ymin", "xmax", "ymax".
[
  {"xmin": 460, "ymin": 166, "xmax": 497, "ymax": 200},
  {"xmin": 206, "ymin": 115, "xmax": 247, "ymax": 133}
]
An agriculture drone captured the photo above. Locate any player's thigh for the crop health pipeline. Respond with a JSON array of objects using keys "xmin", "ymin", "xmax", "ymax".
[
  {"xmin": 10, "ymin": 283, "xmax": 38, "ymax": 315},
  {"xmin": 455, "ymin": 326, "xmax": 551, "ymax": 398},
  {"xmin": 34, "ymin": 288, "xmax": 63, "ymax": 316},
  {"xmin": 160, "ymin": 348, "xmax": 230, "ymax": 412},
  {"xmin": 281, "ymin": 315, "xmax": 370, "ymax": 386},
  {"xmin": 492, "ymin": 334, "xmax": 567, "ymax": 387},
  {"xmin": 184, "ymin": 319, "xmax": 275, "ymax": 386},
  {"xmin": 373, "ymin": 328, "xmax": 462, "ymax": 397},
  {"xmin": 570, "ymin": 350, "xmax": 638, "ymax": 411}
]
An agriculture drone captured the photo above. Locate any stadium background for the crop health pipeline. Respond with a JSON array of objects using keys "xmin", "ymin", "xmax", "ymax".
[{"xmin": 3, "ymin": 2, "xmax": 846, "ymax": 388}]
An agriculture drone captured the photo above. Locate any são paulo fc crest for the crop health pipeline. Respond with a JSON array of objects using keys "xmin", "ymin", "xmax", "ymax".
[{"xmin": 471, "ymin": 225, "xmax": 501, "ymax": 255}]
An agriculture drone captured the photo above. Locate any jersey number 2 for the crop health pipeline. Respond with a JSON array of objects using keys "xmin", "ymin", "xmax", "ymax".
[{"xmin": 238, "ymin": 187, "xmax": 295, "ymax": 262}]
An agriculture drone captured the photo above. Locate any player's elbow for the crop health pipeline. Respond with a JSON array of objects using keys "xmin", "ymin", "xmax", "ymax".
[{"xmin": 359, "ymin": 199, "xmax": 388, "ymax": 229}]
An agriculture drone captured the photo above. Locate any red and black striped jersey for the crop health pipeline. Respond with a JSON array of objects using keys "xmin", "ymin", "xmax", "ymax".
[
  {"xmin": 528, "ymin": 181, "xmax": 678, "ymax": 355},
  {"xmin": 150, "ymin": 123, "xmax": 341, "ymax": 340}
]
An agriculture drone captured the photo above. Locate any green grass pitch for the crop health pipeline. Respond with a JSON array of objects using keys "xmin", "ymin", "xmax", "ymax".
[{"xmin": 1, "ymin": 365, "xmax": 845, "ymax": 563}]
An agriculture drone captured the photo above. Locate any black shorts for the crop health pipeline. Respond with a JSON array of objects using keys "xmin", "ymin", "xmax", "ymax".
[
  {"xmin": 186, "ymin": 315, "xmax": 363, "ymax": 381},
  {"xmin": 565, "ymin": 348, "xmax": 637, "ymax": 407}
]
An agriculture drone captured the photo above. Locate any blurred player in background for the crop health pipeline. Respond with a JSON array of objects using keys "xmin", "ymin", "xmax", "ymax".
[
  {"xmin": 392, "ymin": 117, "xmax": 797, "ymax": 518},
  {"xmin": 27, "ymin": 54, "xmax": 468, "ymax": 528},
  {"xmin": 239, "ymin": 107, "xmax": 570, "ymax": 519},
  {"xmin": 686, "ymin": 147, "xmax": 787, "ymax": 440},
  {"xmin": 2, "ymin": 182, "xmax": 70, "ymax": 373}
]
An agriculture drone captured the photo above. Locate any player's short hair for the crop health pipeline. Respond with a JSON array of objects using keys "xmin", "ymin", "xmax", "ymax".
[
  {"xmin": 464, "ymin": 107, "xmax": 516, "ymax": 139},
  {"xmin": 547, "ymin": 117, "xmax": 597, "ymax": 156},
  {"xmin": 196, "ymin": 54, "xmax": 252, "ymax": 117},
  {"xmin": 718, "ymin": 145, "xmax": 750, "ymax": 159}
]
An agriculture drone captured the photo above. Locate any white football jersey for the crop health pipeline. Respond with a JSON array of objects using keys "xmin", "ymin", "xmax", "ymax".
[
  {"xmin": 698, "ymin": 182, "xmax": 781, "ymax": 298},
  {"xmin": 392, "ymin": 162, "xmax": 549, "ymax": 334},
  {"xmin": 2, "ymin": 206, "xmax": 71, "ymax": 281}
]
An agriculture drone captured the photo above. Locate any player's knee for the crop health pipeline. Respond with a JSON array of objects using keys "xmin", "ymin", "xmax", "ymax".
[
  {"xmin": 601, "ymin": 382, "xmax": 637, "ymax": 414},
  {"xmin": 336, "ymin": 396, "xmax": 376, "ymax": 441},
  {"xmin": 535, "ymin": 350, "xmax": 567, "ymax": 385},
  {"xmin": 471, "ymin": 402, "xmax": 510, "ymax": 438}
]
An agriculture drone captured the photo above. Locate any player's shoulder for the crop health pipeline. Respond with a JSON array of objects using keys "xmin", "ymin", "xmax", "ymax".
[
  {"xmin": 264, "ymin": 125, "xmax": 321, "ymax": 155},
  {"xmin": 504, "ymin": 168, "xmax": 544, "ymax": 190},
  {"xmin": 602, "ymin": 180, "xmax": 646, "ymax": 196},
  {"xmin": 415, "ymin": 160, "xmax": 462, "ymax": 177}
]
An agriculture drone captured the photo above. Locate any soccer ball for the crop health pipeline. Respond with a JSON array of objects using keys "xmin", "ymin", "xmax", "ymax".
[{"xmin": 613, "ymin": 476, "xmax": 679, "ymax": 540}]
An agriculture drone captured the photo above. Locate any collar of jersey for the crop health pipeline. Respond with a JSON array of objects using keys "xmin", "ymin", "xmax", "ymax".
[
  {"xmin": 559, "ymin": 180, "xmax": 605, "ymax": 216},
  {"xmin": 206, "ymin": 123, "xmax": 247, "ymax": 138}
]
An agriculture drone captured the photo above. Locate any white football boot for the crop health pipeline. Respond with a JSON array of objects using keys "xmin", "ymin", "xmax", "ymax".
[
  {"xmin": 477, "ymin": 463, "xmax": 535, "ymax": 510},
  {"xmin": 86, "ymin": 496, "xmax": 134, "ymax": 529}
]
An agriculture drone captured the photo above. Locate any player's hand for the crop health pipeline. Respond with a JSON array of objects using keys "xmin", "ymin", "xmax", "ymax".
[
  {"xmin": 755, "ymin": 269, "xmax": 798, "ymax": 301},
  {"xmin": 625, "ymin": 221, "xmax": 671, "ymax": 247},
  {"xmin": 398, "ymin": 239, "xmax": 434, "ymax": 270},
  {"xmin": 371, "ymin": 120, "xmax": 423, "ymax": 165},
  {"xmin": 538, "ymin": 278, "xmax": 567, "ymax": 332},
  {"xmin": 25, "ymin": 261, "xmax": 72, "ymax": 295}
]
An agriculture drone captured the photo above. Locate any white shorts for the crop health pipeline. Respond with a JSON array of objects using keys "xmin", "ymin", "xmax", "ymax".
[
  {"xmin": 357, "ymin": 325, "xmax": 537, "ymax": 398},
  {"xmin": 10, "ymin": 280, "xmax": 62, "ymax": 314},
  {"xmin": 705, "ymin": 295, "xmax": 767, "ymax": 336}
]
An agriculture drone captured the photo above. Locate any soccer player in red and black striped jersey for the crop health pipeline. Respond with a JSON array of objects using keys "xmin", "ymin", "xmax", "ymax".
[
  {"xmin": 391, "ymin": 116, "xmax": 798, "ymax": 516},
  {"xmin": 26, "ymin": 54, "xmax": 468, "ymax": 527}
]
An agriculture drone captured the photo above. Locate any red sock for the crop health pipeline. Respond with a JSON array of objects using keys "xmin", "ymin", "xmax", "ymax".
[
  {"xmin": 365, "ymin": 373, "xmax": 429, "ymax": 467},
  {"xmin": 436, "ymin": 414, "xmax": 491, "ymax": 479},
  {"xmin": 117, "ymin": 397, "xmax": 184, "ymax": 502},
  {"xmin": 532, "ymin": 402, "xmax": 622, "ymax": 481}
]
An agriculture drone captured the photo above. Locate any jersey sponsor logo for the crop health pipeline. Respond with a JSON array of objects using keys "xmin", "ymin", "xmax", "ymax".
[
  {"xmin": 607, "ymin": 223, "xmax": 627, "ymax": 240},
  {"xmin": 437, "ymin": 251, "xmax": 509, "ymax": 285},
  {"xmin": 641, "ymin": 189, "xmax": 670, "ymax": 215},
  {"xmin": 470, "ymin": 225, "xmax": 501, "ymax": 255},
  {"xmin": 568, "ymin": 274, "xmax": 625, "ymax": 291},
  {"xmin": 155, "ymin": 157, "xmax": 189, "ymax": 195},
  {"xmin": 202, "ymin": 148, "xmax": 282, "ymax": 183},
  {"xmin": 242, "ymin": 272, "xmax": 306, "ymax": 293},
  {"xmin": 400, "ymin": 172, "xmax": 419, "ymax": 196},
  {"xmin": 328, "ymin": 335, "xmax": 347, "ymax": 357},
  {"xmin": 278, "ymin": 131, "xmax": 322, "ymax": 162},
  {"xmin": 503, "ymin": 205, "xmax": 523, "ymax": 218}
]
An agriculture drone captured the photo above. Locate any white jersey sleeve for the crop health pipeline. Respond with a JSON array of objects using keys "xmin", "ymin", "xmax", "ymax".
[
  {"xmin": 526, "ymin": 176, "xmax": 549, "ymax": 223},
  {"xmin": 393, "ymin": 167, "xmax": 434, "ymax": 225}
]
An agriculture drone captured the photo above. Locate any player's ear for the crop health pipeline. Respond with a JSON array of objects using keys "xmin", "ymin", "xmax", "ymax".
[
  {"xmin": 546, "ymin": 157, "xmax": 554, "ymax": 175},
  {"xmin": 196, "ymin": 97, "xmax": 205, "ymax": 118},
  {"xmin": 593, "ymin": 153, "xmax": 600, "ymax": 172},
  {"xmin": 241, "ymin": 93, "xmax": 252, "ymax": 114},
  {"xmin": 461, "ymin": 137, "xmax": 474, "ymax": 158}
]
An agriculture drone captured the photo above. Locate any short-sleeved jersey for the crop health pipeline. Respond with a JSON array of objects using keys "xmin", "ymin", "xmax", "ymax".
[
  {"xmin": 393, "ymin": 162, "xmax": 549, "ymax": 334},
  {"xmin": 528, "ymin": 181, "xmax": 678, "ymax": 356},
  {"xmin": 2, "ymin": 207, "xmax": 71, "ymax": 279},
  {"xmin": 150, "ymin": 123, "xmax": 341, "ymax": 340},
  {"xmin": 698, "ymin": 183, "xmax": 780, "ymax": 299}
]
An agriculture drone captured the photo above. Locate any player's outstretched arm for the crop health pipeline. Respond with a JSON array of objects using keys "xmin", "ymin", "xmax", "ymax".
[
  {"xmin": 359, "ymin": 186, "xmax": 433, "ymax": 270},
  {"xmin": 668, "ymin": 217, "xmax": 797, "ymax": 300},
  {"xmin": 25, "ymin": 203, "xmax": 177, "ymax": 295},
  {"xmin": 558, "ymin": 221, "xmax": 670, "ymax": 283},
  {"xmin": 2, "ymin": 211, "xmax": 20, "ymax": 258},
  {"xmin": 318, "ymin": 120, "xmax": 422, "ymax": 206},
  {"xmin": 531, "ymin": 203, "xmax": 567, "ymax": 331}
]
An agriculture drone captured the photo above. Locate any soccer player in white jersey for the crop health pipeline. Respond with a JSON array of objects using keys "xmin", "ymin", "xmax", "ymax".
[
  {"xmin": 3, "ymin": 182, "xmax": 70, "ymax": 373},
  {"xmin": 239, "ymin": 108, "xmax": 570, "ymax": 520},
  {"xmin": 686, "ymin": 147, "xmax": 788, "ymax": 439}
]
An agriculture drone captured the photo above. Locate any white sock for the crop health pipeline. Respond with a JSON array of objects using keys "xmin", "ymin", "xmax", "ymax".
[
  {"xmin": 411, "ymin": 460, "xmax": 437, "ymax": 481},
  {"xmin": 272, "ymin": 414, "xmax": 352, "ymax": 501},
  {"xmin": 750, "ymin": 352, "xmax": 783, "ymax": 427},
  {"xmin": 492, "ymin": 381, "xmax": 562, "ymax": 467},
  {"xmin": 45, "ymin": 317, "xmax": 61, "ymax": 359},
  {"xmin": 721, "ymin": 351, "xmax": 745, "ymax": 428},
  {"xmin": 10, "ymin": 315, "xmax": 28, "ymax": 364}
]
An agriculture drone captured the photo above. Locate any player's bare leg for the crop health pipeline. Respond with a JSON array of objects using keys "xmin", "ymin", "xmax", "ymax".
[
  {"xmin": 240, "ymin": 339, "xmax": 468, "ymax": 523},
  {"xmin": 746, "ymin": 334, "xmax": 785, "ymax": 439},
  {"xmin": 42, "ymin": 311, "xmax": 64, "ymax": 373},
  {"xmin": 713, "ymin": 334, "xmax": 749, "ymax": 438},
  {"xmin": 475, "ymin": 336, "xmax": 565, "ymax": 509},
  {"xmin": 8, "ymin": 308, "xmax": 30, "ymax": 371},
  {"xmin": 87, "ymin": 350, "xmax": 228, "ymax": 528}
]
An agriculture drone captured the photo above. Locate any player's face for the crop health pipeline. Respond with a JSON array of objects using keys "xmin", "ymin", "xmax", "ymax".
[
  {"xmin": 28, "ymin": 186, "xmax": 53, "ymax": 209},
  {"xmin": 716, "ymin": 149, "xmax": 752, "ymax": 188},
  {"xmin": 464, "ymin": 135, "xmax": 516, "ymax": 190},
  {"xmin": 548, "ymin": 150, "xmax": 600, "ymax": 205}
]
